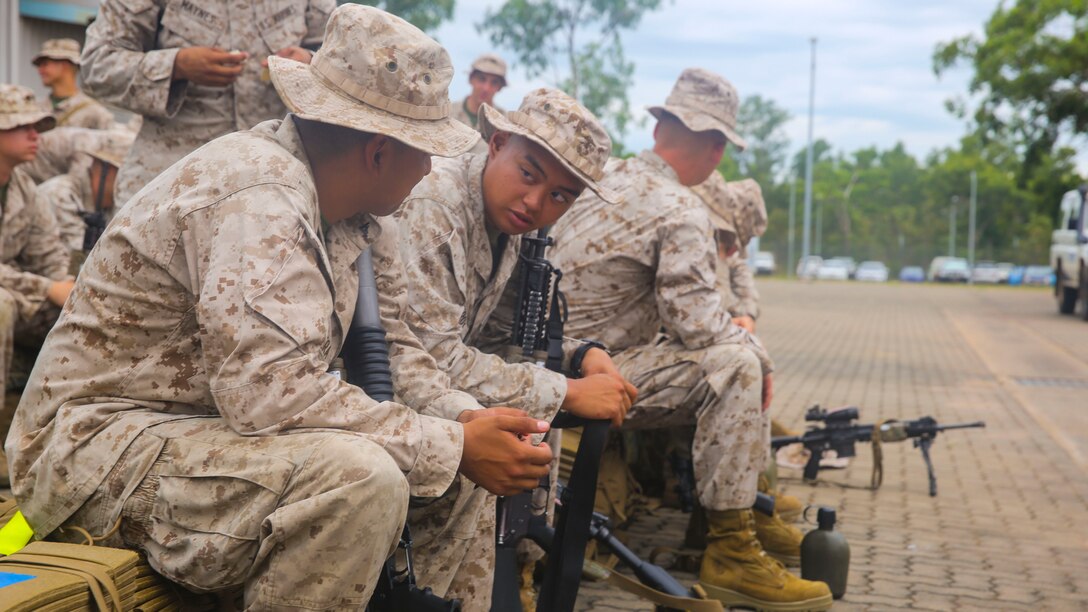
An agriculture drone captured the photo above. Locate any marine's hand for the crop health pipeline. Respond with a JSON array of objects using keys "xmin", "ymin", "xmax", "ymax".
[
  {"xmin": 563, "ymin": 373, "xmax": 633, "ymax": 428},
  {"xmin": 762, "ymin": 374, "xmax": 774, "ymax": 412},
  {"xmin": 173, "ymin": 47, "xmax": 246, "ymax": 86},
  {"xmin": 578, "ymin": 347, "xmax": 639, "ymax": 403},
  {"xmin": 46, "ymin": 279, "xmax": 75, "ymax": 307},
  {"xmin": 459, "ymin": 415, "xmax": 552, "ymax": 496},
  {"xmin": 732, "ymin": 315, "xmax": 756, "ymax": 333},
  {"xmin": 456, "ymin": 406, "xmax": 528, "ymax": 424},
  {"xmin": 261, "ymin": 46, "xmax": 314, "ymax": 67}
]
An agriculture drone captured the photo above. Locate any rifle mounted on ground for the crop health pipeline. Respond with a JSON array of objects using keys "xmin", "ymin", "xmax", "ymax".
[{"xmin": 772, "ymin": 405, "xmax": 985, "ymax": 496}]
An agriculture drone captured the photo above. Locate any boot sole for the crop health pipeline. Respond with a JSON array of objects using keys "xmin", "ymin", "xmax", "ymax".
[
  {"xmin": 766, "ymin": 551, "xmax": 801, "ymax": 567},
  {"xmin": 699, "ymin": 582, "xmax": 833, "ymax": 612}
]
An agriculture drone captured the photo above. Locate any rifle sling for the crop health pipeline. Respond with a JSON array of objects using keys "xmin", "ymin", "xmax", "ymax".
[{"xmin": 870, "ymin": 419, "xmax": 889, "ymax": 490}]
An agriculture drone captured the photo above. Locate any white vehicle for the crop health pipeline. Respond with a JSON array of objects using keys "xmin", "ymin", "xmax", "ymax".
[
  {"xmin": 971, "ymin": 261, "xmax": 1004, "ymax": 284},
  {"xmin": 816, "ymin": 259, "xmax": 850, "ymax": 281},
  {"xmin": 827, "ymin": 256, "xmax": 858, "ymax": 279},
  {"xmin": 1051, "ymin": 186, "xmax": 1088, "ymax": 318},
  {"xmin": 797, "ymin": 255, "xmax": 823, "ymax": 279},
  {"xmin": 752, "ymin": 251, "xmax": 777, "ymax": 275},
  {"xmin": 855, "ymin": 261, "xmax": 889, "ymax": 282}
]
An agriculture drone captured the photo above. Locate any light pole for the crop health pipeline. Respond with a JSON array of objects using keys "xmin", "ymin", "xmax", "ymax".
[
  {"xmin": 801, "ymin": 37, "xmax": 817, "ymax": 262},
  {"xmin": 968, "ymin": 170, "xmax": 977, "ymax": 271},
  {"xmin": 949, "ymin": 196, "xmax": 959, "ymax": 257},
  {"xmin": 788, "ymin": 175, "xmax": 796, "ymax": 277}
]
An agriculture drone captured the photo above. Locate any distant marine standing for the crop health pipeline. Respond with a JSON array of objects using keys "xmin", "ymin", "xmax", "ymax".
[{"xmin": 33, "ymin": 39, "xmax": 116, "ymax": 130}]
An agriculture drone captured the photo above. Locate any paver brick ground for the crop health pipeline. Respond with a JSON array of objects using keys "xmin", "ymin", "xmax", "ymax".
[{"xmin": 575, "ymin": 280, "xmax": 1088, "ymax": 611}]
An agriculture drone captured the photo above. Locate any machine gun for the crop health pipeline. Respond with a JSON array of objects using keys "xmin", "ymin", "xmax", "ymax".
[
  {"xmin": 772, "ymin": 405, "xmax": 986, "ymax": 496},
  {"xmin": 344, "ymin": 247, "xmax": 460, "ymax": 612}
]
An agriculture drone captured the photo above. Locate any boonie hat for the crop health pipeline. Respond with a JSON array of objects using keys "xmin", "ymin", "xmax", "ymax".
[
  {"xmin": 725, "ymin": 178, "xmax": 767, "ymax": 246},
  {"xmin": 84, "ymin": 129, "xmax": 136, "ymax": 168},
  {"xmin": 0, "ymin": 85, "xmax": 56, "ymax": 133},
  {"xmin": 470, "ymin": 53, "xmax": 507, "ymax": 85},
  {"xmin": 33, "ymin": 39, "xmax": 82, "ymax": 66},
  {"xmin": 648, "ymin": 68, "xmax": 747, "ymax": 151},
  {"xmin": 269, "ymin": 4, "xmax": 479, "ymax": 157},
  {"xmin": 479, "ymin": 87, "xmax": 621, "ymax": 204}
]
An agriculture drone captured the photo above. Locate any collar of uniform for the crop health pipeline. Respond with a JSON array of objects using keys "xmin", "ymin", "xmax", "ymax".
[{"xmin": 637, "ymin": 149, "xmax": 681, "ymax": 184}]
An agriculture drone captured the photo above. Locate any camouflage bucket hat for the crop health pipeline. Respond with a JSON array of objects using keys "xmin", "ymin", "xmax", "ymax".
[
  {"xmin": 84, "ymin": 129, "xmax": 135, "ymax": 168},
  {"xmin": 690, "ymin": 171, "xmax": 737, "ymax": 234},
  {"xmin": 33, "ymin": 38, "xmax": 82, "ymax": 66},
  {"xmin": 648, "ymin": 68, "xmax": 747, "ymax": 151},
  {"xmin": 470, "ymin": 53, "xmax": 507, "ymax": 85},
  {"xmin": 0, "ymin": 85, "xmax": 56, "ymax": 133},
  {"xmin": 726, "ymin": 178, "xmax": 768, "ymax": 246},
  {"xmin": 269, "ymin": 4, "xmax": 479, "ymax": 157},
  {"xmin": 478, "ymin": 87, "xmax": 622, "ymax": 204}
]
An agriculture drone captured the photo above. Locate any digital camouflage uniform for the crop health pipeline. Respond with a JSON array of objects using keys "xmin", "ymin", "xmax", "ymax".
[
  {"xmin": 550, "ymin": 149, "xmax": 771, "ymax": 511},
  {"xmin": 8, "ymin": 6, "xmax": 484, "ymax": 607},
  {"xmin": 691, "ymin": 173, "xmax": 768, "ymax": 320},
  {"xmin": 81, "ymin": 0, "xmax": 335, "ymax": 205},
  {"xmin": 450, "ymin": 53, "xmax": 507, "ymax": 155},
  {"xmin": 19, "ymin": 127, "xmax": 110, "ymax": 184},
  {"xmin": 33, "ymin": 39, "xmax": 117, "ymax": 130}
]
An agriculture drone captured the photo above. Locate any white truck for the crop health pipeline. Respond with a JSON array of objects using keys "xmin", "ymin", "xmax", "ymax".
[{"xmin": 1051, "ymin": 186, "xmax": 1088, "ymax": 318}]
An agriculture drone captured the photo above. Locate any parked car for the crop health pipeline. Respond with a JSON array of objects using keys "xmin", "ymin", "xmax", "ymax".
[
  {"xmin": 1008, "ymin": 266, "xmax": 1026, "ymax": 286},
  {"xmin": 816, "ymin": 259, "xmax": 851, "ymax": 281},
  {"xmin": 855, "ymin": 261, "xmax": 889, "ymax": 282},
  {"xmin": 934, "ymin": 258, "xmax": 970, "ymax": 283},
  {"xmin": 899, "ymin": 266, "xmax": 925, "ymax": 282},
  {"xmin": 797, "ymin": 255, "xmax": 823, "ymax": 279},
  {"xmin": 752, "ymin": 251, "xmax": 776, "ymax": 276},
  {"xmin": 996, "ymin": 262, "xmax": 1015, "ymax": 284},
  {"xmin": 827, "ymin": 256, "xmax": 858, "ymax": 279},
  {"xmin": 927, "ymin": 256, "xmax": 951, "ymax": 281},
  {"xmin": 1023, "ymin": 265, "xmax": 1056, "ymax": 287},
  {"xmin": 971, "ymin": 261, "xmax": 1004, "ymax": 284}
]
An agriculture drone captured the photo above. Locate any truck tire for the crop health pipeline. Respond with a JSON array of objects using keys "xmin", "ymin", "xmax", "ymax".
[
  {"xmin": 1081, "ymin": 266, "xmax": 1088, "ymax": 321},
  {"xmin": 1059, "ymin": 285, "xmax": 1077, "ymax": 314}
]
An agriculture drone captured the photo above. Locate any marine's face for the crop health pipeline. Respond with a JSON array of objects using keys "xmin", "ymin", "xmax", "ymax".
[
  {"xmin": 482, "ymin": 132, "xmax": 584, "ymax": 236},
  {"xmin": 469, "ymin": 72, "xmax": 505, "ymax": 106},
  {"xmin": 34, "ymin": 58, "xmax": 74, "ymax": 88},
  {"xmin": 0, "ymin": 125, "xmax": 41, "ymax": 167},
  {"xmin": 371, "ymin": 138, "xmax": 432, "ymax": 217}
]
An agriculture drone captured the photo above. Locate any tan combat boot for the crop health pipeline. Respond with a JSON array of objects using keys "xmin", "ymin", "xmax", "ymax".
[
  {"xmin": 759, "ymin": 474, "xmax": 803, "ymax": 523},
  {"xmin": 699, "ymin": 509, "xmax": 832, "ymax": 611},
  {"xmin": 755, "ymin": 509, "xmax": 803, "ymax": 567}
]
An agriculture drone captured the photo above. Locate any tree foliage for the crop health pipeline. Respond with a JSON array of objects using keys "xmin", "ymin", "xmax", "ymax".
[
  {"xmin": 343, "ymin": 0, "xmax": 455, "ymax": 32},
  {"xmin": 933, "ymin": 1, "xmax": 1088, "ymax": 176},
  {"xmin": 477, "ymin": 0, "xmax": 664, "ymax": 147}
]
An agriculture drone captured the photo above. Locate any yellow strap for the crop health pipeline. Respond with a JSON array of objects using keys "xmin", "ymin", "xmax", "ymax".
[{"xmin": 0, "ymin": 511, "xmax": 35, "ymax": 555}]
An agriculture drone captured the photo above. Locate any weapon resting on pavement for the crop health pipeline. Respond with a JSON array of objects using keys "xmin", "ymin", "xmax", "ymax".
[{"xmin": 771, "ymin": 405, "xmax": 986, "ymax": 496}]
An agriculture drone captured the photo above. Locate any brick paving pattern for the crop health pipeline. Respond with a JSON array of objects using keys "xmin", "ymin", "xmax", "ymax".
[{"xmin": 576, "ymin": 280, "xmax": 1088, "ymax": 610}]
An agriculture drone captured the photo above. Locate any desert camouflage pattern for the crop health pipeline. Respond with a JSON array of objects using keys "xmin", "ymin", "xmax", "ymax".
[
  {"xmin": 268, "ymin": 4, "xmax": 478, "ymax": 158},
  {"xmin": 647, "ymin": 68, "xmax": 747, "ymax": 150},
  {"xmin": 723, "ymin": 178, "xmax": 768, "ymax": 248},
  {"xmin": 34, "ymin": 167, "xmax": 95, "ymax": 253},
  {"xmin": 397, "ymin": 153, "xmax": 569, "ymax": 421},
  {"xmin": 451, "ymin": 98, "xmax": 501, "ymax": 153},
  {"xmin": 56, "ymin": 417, "xmax": 408, "ymax": 607},
  {"xmin": 718, "ymin": 253, "xmax": 760, "ymax": 320},
  {"xmin": 550, "ymin": 150, "xmax": 772, "ymax": 371},
  {"xmin": 471, "ymin": 53, "xmax": 507, "ymax": 80},
  {"xmin": 6, "ymin": 119, "xmax": 471, "ymax": 545},
  {"xmin": 34, "ymin": 38, "xmax": 83, "ymax": 65},
  {"xmin": 0, "ymin": 168, "xmax": 68, "ymax": 396},
  {"xmin": 81, "ymin": 0, "xmax": 334, "ymax": 204},
  {"xmin": 0, "ymin": 84, "xmax": 54, "ymax": 132},
  {"xmin": 52, "ymin": 91, "xmax": 115, "ymax": 130},
  {"xmin": 19, "ymin": 127, "xmax": 108, "ymax": 183},
  {"xmin": 550, "ymin": 150, "xmax": 772, "ymax": 510}
]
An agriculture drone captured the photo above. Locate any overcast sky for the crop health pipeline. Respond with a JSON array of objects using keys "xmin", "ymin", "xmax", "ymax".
[{"xmin": 436, "ymin": 0, "xmax": 999, "ymax": 165}]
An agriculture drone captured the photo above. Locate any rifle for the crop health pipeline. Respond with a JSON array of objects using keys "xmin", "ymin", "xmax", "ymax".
[
  {"xmin": 344, "ymin": 247, "xmax": 460, "ymax": 612},
  {"xmin": 772, "ymin": 405, "xmax": 986, "ymax": 496}
]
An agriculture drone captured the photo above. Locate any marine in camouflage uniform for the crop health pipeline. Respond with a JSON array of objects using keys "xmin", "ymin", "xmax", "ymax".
[
  {"xmin": 397, "ymin": 88, "xmax": 635, "ymax": 608},
  {"xmin": 0, "ymin": 85, "xmax": 71, "ymax": 487},
  {"xmin": 81, "ymin": 0, "xmax": 335, "ymax": 205},
  {"xmin": 450, "ymin": 53, "xmax": 507, "ymax": 155},
  {"xmin": 549, "ymin": 69, "xmax": 832, "ymax": 611},
  {"xmin": 32, "ymin": 39, "xmax": 116, "ymax": 130},
  {"xmin": 8, "ymin": 7, "xmax": 552, "ymax": 607},
  {"xmin": 690, "ymin": 173, "xmax": 767, "ymax": 327},
  {"xmin": 18, "ymin": 126, "xmax": 118, "ymax": 184}
]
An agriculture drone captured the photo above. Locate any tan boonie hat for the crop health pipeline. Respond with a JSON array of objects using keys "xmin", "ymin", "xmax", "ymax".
[
  {"xmin": 0, "ymin": 84, "xmax": 56, "ymax": 133},
  {"xmin": 269, "ymin": 4, "xmax": 479, "ymax": 157},
  {"xmin": 648, "ymin": 67, "xmax": 747, "ymax": 151},
  {"xmin": 692, "ymin": 173, "xmax": 767, "ymax": 246},
  {"xmin": 470, "ymin": 53, "xmax": 507, "ymax": 84},
  {"xmin": 84, "ymin": 129, "xmax": 136, "ymax": 168},
  {"xmin": 33, "ymin": 38, "xmax": 82, "ymax": 66},
  {"xmin": 479, "ymin": 87, "xmax": 622, "ymax": 204}
]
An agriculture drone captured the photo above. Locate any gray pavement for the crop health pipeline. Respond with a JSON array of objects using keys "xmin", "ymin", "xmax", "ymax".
[{"xmin": 576, "ymin": 279, "xmax": 1088, "ymax": 610}]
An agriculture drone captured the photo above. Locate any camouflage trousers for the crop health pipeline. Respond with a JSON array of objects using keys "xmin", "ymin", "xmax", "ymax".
[
  {"xmin": 0, "ymin": 289, "xmax": 61, "ymax": 440},
  {"xmin": 614, "ymin": 338, "xmax": 768, "ymax": 511},
  {"xmin": 407, "ymin": 478, "xmax": 496, "ymax": 611},
  {"xmin": 59, "ymin": 417, "xmax": 409, "ymax": 610}
]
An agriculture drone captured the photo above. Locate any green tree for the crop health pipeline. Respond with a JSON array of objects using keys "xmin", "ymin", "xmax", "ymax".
[
  {"xmin": 933, "ymin": 1, "xmax": 1088, "ymax": 177},
  {"xmin": 728, "ymin": 95, "xmax": 792, "ymax": 187},
  {"xmin": 342, "ymin": 0, "xmax": 454, "ymax": 32},
  {"xmin": 477, "ymin": 0, "xmax": 664, "ymax": 148}
]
